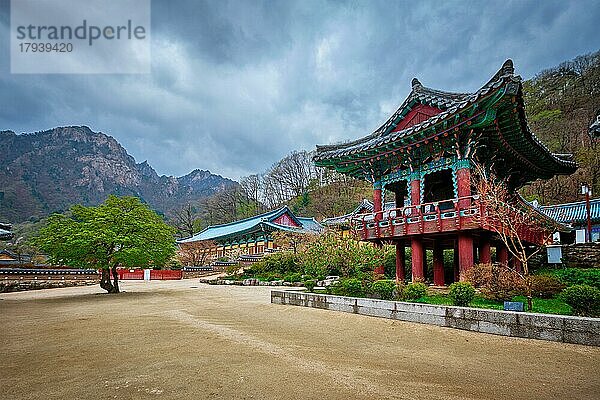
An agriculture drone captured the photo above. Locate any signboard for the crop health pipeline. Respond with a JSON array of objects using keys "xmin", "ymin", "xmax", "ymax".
[
  {"xmin": 503, "ymin": 301, "xmax": 524, "ymax": 312},
  {"xmin": 547, "ymin": 245, "xmax": 562, "ymax": 264},
  {"xmin": 575, "ymin": 229, "xmax": 586, "ymax": 244}
]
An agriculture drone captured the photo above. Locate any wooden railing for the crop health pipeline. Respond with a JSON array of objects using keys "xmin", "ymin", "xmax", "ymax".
[
  {"xmin": 351, "ymin": 195, "xmax": 482, "ymax": 240},
  {"xmin": 351, "ymin": 195, "xmax": 549, "ymax": 245}
]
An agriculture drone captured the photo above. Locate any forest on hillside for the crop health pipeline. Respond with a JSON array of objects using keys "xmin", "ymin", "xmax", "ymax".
[{"xmin": 521, "ymin": 50, "xmax": 600, "ymax": 203}]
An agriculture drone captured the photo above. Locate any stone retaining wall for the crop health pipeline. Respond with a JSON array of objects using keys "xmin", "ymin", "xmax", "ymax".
[
  {"xmin": 560, "ymin": 243, "xmax": 600, "ymax": 268},
  {"xmin": 271, "ymin": 291, "xmax": 600, "ymax": 347},
  {"xmin": 1, "ymin": 279, "xmax": 99, "ymax": 292},
  {"xmin": 531, "ymin": 242, "xmax": 600, "ymax": 269}
]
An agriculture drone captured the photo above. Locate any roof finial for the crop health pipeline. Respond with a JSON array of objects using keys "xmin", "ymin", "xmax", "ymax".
[
  {"xmin": 502, "ymin": 59, "xmax": 514, "ymax": 74},
  {"xmin": 411, "ymin": 77, "xmax": 422, "ymax": 88}
]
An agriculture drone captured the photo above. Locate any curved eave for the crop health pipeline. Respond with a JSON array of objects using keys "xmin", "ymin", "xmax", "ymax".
[
  {"xmin": 314, "ymin": 59, "xmax": 578, "ymax": 185},
  {"xmin": 485, "ymin": 86, "xmax": 577, "ymax": 187},
  {"xmin": 314, "ymin": 60, "xmax": 516, "ymax": 165}
]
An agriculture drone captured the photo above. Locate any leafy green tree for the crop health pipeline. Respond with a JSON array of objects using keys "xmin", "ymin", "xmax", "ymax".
[{"xmin": 35, "ymin": 195, "xmax": 176, "ymax": 293}]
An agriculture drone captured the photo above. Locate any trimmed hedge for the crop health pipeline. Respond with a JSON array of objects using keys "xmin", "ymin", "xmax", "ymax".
[
  {"xmin": 370, "ymin": 280, "xmax": 397, "ymax": 300},
  {"xmin": 561, "ymin": 285, "xmax": 600, "ymax": 317},
  {"xmin": 403, "ymin": 282, "xmax": 428, "ymax": 301},
  {"xmin": 448, "ymin": 282, "xmax": 476, "ymax": 306}
]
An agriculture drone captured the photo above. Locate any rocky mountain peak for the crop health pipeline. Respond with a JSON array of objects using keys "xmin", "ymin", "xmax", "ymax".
[{"xmin": 0, "ymin": 126, "xmax": 235, "ymax": 222}]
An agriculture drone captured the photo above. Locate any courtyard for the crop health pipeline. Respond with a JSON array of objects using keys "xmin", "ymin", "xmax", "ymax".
[{"xmin": 1, "ymin": 280, "xmax": 598, "ymax": 400}]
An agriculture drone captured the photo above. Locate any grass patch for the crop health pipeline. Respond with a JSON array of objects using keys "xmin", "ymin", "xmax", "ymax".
[{"xmin": 410, "ymin": 293, "xmax": 572, "ymax": 315}]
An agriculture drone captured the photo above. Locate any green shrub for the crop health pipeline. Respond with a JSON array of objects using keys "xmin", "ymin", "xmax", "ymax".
[
  {"xmin": 383, "ymin": 247, "xmax": 397, "ymax": 279},
  {"xmin": 328, "ymin": 278, "xmax": 365, "ymax": 297},
  {"xmin": 342, "ymin": 278, "xmax": 364, "ymax": 297},
  {"xmin": 527, "ymin": 275, "xmax": 565, "ymax": 299},
  {"xmin": 300, "ymin": 231, "xmax": 386, "ymax": 278},
  {"xmin": 284, "ymin": 272, "xmax": 303, "ymax": 283},
  {"xmin": 370, "ymin": 280, "xmax": 397, "ymax": 300},
  {"xmin": 225, "ymin": 263, "xmax": 241, "ymax": 277},
  {"xmin": 561, "ymin": 285, "xmax": 600, "ymax": 317},
  {"xmin": 257, "ymin": 272, "xmax": 282, "ymax": 281},
  {"xmin": 403, "ymin": 282, "xmax": 428, "ymax": 301},
  {"xmin": 553, "ymin": 269, "xmax": 600, "ymax": 290},
  {"xmin": 253, "ymin": 252, "xmax": 301, "ymax": 275},
  {"xmin": 448, "ymin": 282, "xmax": 476, "ymax": 306},
  {"xmin": 303, "ymin": 279, "xmax": 316, "ymax": 292}
]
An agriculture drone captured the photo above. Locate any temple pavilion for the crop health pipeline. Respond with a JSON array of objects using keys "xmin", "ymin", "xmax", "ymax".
[
  {"xmin": 314, "ymin": 60, "xmax": 577, "ymax": 284},
  {"xmin": 177, "ymin": 206, "xmax": 322, "ymax": 264}
]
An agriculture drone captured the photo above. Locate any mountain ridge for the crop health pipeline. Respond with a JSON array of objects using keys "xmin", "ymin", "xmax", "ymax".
[{"xmin": 0, "ymin": 126, "xmax": 236, "ymax": 222}]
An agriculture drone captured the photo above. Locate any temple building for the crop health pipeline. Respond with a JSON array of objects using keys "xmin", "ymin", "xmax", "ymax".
[
  {"xmin": 314, "ymin": 60, "xmax": 577, "ymax": 284},
  {"xmin": 540, "ymin": 199, "xmax": 600, "ymax": 242},
  {"xmin": 177, "ymin": 206, "xmax": 322, "ymax": 265}
]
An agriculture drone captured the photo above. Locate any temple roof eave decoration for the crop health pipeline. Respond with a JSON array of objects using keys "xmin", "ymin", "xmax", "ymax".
[{"xmin": 313, "ymin": 59, "xmax": 577, "ymax": 187}]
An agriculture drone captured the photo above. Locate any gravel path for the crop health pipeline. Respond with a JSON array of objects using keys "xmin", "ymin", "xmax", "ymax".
[{"xmin": 1, "ymin": 280, "xmax": 598, "ymax": 399}]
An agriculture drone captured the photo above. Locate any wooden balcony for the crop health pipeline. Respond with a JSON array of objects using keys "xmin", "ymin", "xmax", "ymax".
[{"xmin": 351, "ymin": 195, "xmax": 548, "ymax": 245}]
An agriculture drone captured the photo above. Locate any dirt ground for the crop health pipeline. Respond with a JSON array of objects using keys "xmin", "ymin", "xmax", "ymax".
[{"xmin": 1, "ymin": 280, "xmax": 599, "ymax": 400}]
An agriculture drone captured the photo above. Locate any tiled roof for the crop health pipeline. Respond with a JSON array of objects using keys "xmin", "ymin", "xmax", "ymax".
[
  {"xmin": 322, "ymin": 199, "xmax": 396, "ymax": 226},
  {"xmin": 296, "ymin": 217, "xmax": 324, "ymax": 232},
  {"xmin": 539, "ymin": 198, "xmax": 600, "ymax": 225},
  {"xmin": 314, "ymin": 60, "xmax": 576, "ymax": 183},
  {"xmin": 0, "ymin": 224, "xmax": 12, "ymax": 240},
  {"xmin": 177, "ymin": 206, "xmax": 323, "ymax": 243}
]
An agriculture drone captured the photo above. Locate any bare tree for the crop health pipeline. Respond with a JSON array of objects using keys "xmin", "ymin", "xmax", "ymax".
[
  {"xmin": 473, "ymin": 163, "xmax": 555, "ymax": 310},
  {"xmin": 170, "ymin": 203, "xmax": 199, "ymax": 239},
  {"xmin": 177, "ymin": 240, "xmax": 216, "ymax": 267}
]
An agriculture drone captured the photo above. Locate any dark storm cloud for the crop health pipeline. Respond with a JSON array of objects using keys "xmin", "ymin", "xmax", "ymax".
[{"xmin": 0, "ymin": 0, "xmax": 598, "ymax": 179}]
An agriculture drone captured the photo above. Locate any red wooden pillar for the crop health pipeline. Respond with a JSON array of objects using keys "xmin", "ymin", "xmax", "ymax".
[
  {"xmin": 395, "ymin": 242, "xmax": 405, "ymax": 283},
  {"xmin": 410, "ymin": 177, "xmax": 421, "ymax": 206},
  {"xmin": 374, "ymin": 240, "xmax": 385, "ymax": 276},
  {"xmin": 372, "ymin": 182, "xmax": 385, "ymax": 275},
  {"xmin": 453, "ymin": 243, "xmax": 459, "ymax": 283},
  {"xmin": 409, "ymin": 176, "xmax": 423, "ymax": 282},
  {"xmin": 456, "ymin": 164, "xmax": 471, "ymax": 206},
  {"xmin": 458, "ymin": 233, "xmax": 474, "ymax": 281},
  {"xmin": 373, "ymin": 183, "xmax": 383, "ymax": 221},
  {"xmin": 479, "ymin": 236, "xmax": 492, "ymax": 264},
  {"xmin": 497, "ymin": 244, "xmax": 508, "ymax": 266},
  {"xmin": 433, "ymin": 243, "xmax": 445, "ymax": 286},
  {"xmin": 411, "ymin": 237, "xmax": 424, "ymax": 281}
]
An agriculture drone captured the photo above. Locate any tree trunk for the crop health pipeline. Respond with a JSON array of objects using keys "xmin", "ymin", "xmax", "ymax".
[
  {"xmin": 111, "ymin": 266, "xmax": 120, "ymax": 294},
  {"xmin": 99, "ymin": 269, "xmax": 114, "ymax": 293}
]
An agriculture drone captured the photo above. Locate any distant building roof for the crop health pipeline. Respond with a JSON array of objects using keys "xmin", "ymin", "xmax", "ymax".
[
  {"xmin": 539, "ymin": 198, "xmax": 600, "ymax": 226},
  {"xmin": 0, "ymin": 250, "xmax": 34, "ymax": 265},
  {"xmin": 0, "ymin": 223, "xmax": 13, "ymax": 240},
  {"xmin": 322, "ymin": 199, "xmax": 398, "ymax": 226},
  {"xmin": 177, "ymin": 206, "xmax": 323, "ymax": 244}
]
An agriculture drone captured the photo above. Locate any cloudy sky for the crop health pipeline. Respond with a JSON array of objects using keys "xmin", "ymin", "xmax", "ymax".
[{"xmin": 0, "ymin": 0, "xmax": 598, "ymax": 180}]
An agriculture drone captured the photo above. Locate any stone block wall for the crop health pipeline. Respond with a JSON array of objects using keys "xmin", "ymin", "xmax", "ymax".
[
  {"xmin": 531, "ymin": 242, "xmax": 600, "ymax": 269},
  {"xmin": 271, "ymin": 291, "xmax": 600, "ymax": 347}
]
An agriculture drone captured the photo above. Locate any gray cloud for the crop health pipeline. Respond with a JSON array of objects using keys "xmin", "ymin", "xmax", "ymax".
[{"xmin": 0, "ymin": 0, "xmax": 598, "ymax": 179}]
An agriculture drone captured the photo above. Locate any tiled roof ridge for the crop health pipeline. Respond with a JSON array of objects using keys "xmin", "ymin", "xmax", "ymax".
[
  {"xmin": 314, "ymin": 59, "xmax": 517, "ymax": 160},
  {"xmin": 186, "ymin": 206, "xmax": 289, "ymax": 239}
]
